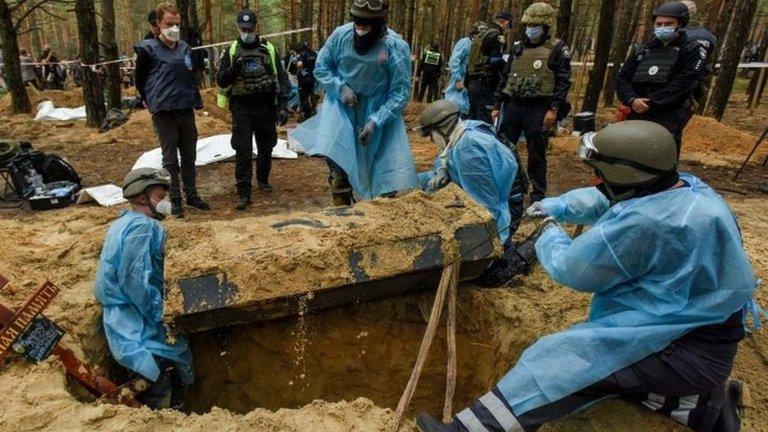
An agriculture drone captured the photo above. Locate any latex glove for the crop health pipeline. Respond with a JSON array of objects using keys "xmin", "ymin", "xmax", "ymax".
[
  {"xmin": 491, "ymin": 109, "xmax": 500, "ymax": 123},
  {"xmin": 427, "ymin": 168, "xmax": 450, "ymax": 191},
  {"xmin": 358, "ymin": 121, "xmax": 375, "ymax": 145},
  {"xmin": 277, "ymin": 109, "xmax": 289, "ymax": 126},
  {"xmin": 341, "ymin": 85, "xmax": 358, "ymax": 106},
  {"xmin": 455, "ymin": 80, "xmax": 465, "ymax": 91},
  {"xmin": 631, "ymin": 98, "xmax": 651, "ymax": 114},
  {"xmin": 543, "ymin": 109, "xmax": 558, "ymax": 130},
  {"xmin": 538, "ymin": 216, "xmax": 561, "ymax": 236},
  {"xmin": 524, "ymin": 202, "xmax": 548, "ymax": 219}
]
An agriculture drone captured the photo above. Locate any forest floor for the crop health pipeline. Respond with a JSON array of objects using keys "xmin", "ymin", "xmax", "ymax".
[{"xmin": 0, "ymin": 88, "xmax": 766, "ymax": 431}]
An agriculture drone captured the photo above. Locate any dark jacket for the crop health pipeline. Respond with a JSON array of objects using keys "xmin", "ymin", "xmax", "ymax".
[
  {"xmin": 419, "ymin": 50, "xmax": 444, "ymax": 79},
  {"xmin": 134, "ymin": 38, "xmax": 202, "ymax": 113},
  {"xmin": 616, "ymin": 33, "xmax": 704, "ymax": 110},
  {"xmin": 216, "ymin": 36, "xmax": 291, "ymax": 114},
  {"xmin": 494, "ymin": 35, "xmax": 572, "ymax": 110}
]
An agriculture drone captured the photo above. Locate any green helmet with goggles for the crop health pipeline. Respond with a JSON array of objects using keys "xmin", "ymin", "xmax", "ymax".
[
  {"xmin": 351, "ymin": 0, "xmax": 389, "ymax": 19},
  {"xmin": 579, "ymin": 120, "xmax": 678, "ymax": 199},
  {"xmin": 122, "ymin": 168, "xmax": 171, "ymax": 199}
]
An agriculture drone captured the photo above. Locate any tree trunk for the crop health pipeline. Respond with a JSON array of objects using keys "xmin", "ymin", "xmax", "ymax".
[
  {"xmin": 101, "ymin": 0, "xmax": 122, "ymax": 109},
  {"xmin": 74, "ymin": 0, "xmax": 106, "ymax": 127},
  {"xmin": 0, "ymin": 0, "xmax": 31, "ymax": 113},
  {"xmin": 557, "ymin": 0, "xmax": 572, "ymax": 44},
  {"xmin": 581, "ymin": 0, "xmax": 616, "ymax": 113},
  {"xmin": 602, "ymin": 0, "xmax": 637, "ymax": 107},
  {"xmin": 745, "ymin": 32, "xmax": 768, "ymax": 104},
  {"xmin": 707, "ymin": 0, "xmax": 758, "ymax": 121},
  {"xmin": 202, "ymin": 0, "xmax": 212, "ymax": 42},
  {"xmin": 477, "ymin": 0, "xmax": 489, "ymax": 23}
]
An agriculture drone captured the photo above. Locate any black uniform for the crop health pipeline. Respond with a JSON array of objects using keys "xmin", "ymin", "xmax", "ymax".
[
  {"xmin": 495, "ymin": 35, "xmax": 571, "ymax": 203},
  {"xmin": 417, "ymin": 49, "xmax": 444, "ymax": 103},
  {"xmin": 217, "ymin": 35, "xmax": 290, "ymax": 199},
  {"xmin": 296, "ymin": 45, "xmax": 319, "ymax": 119},
  {"xmin": 616, "ymin": 32, "xmax": 704, "ymax": 152},
  {"xmin": 466, "ymin": 23, "xmax": 506, "ymax": 123}
]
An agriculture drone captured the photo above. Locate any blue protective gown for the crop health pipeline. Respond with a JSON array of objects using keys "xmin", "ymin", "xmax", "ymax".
[
  {"xmin": 418, "ymin": 121, "xmax": 517, "ymax": 243},
  {"xmin": 496, "ymin": 173, "xmax": 759, "ymax": 416},
  {"xmin": 291, "ymin": 23, "xmax": 417, "ymax": 199},
  {"xmin": 443, "ymin": 37, "xmax": 471, "ymax": 115},
  {"xmin": 93, "ymin": 211, "xmax": 193, "ymax": 384}
]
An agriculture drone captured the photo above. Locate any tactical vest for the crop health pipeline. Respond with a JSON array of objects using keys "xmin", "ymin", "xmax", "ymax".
[
  {"xmin": 503, "ymin": 39, "xmax": 558, "ymax": 98},
  {"xmin": 217, "ymin": 40, "xmax": 278, "ymax": 108},
  {"xmin": 632, "ymin": 44, "xmax": 682, "ymax": 85},
  {"xmin": 137, "ymin": 38, "xmax": 199, "ymax": 113},
  {"xmin": 467, "ymin": 24, "xmax": 502, "ymax": 78},
  {"xmin": 424, "ymin": 50, "xmax": 441, "ymax": 66}
]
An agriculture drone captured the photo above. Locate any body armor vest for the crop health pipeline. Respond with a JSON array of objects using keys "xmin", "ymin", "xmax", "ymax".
[
  {"xmin": 424, "ymin": 50, "xmax": 441, "ymax": 66},
  {"xmin": 231, "ymin": 44, "xmax": 277, "ymax": 96},
  {"xmin": 632, "ymin": 44, "xmax": 681, "ymax": 85},
  {"xmin": 467, "ymin": 25, "xmax": 501, "ymax": 78},
  {"xmin": 503, "ymin": 40, "xmax": 557, "ymax": 98}
]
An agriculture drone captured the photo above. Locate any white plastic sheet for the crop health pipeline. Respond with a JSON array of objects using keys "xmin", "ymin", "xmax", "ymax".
[
  {"xmin": 76, "ymin": 184, "xmax": 127, "ymax": 207},
  {"xmin": 34, "ymin": 100, "xmax": 87, "ymax": 121},
  {"xmin": 132, "ymin": 134, "xmax": 298, "ymax": 171}
]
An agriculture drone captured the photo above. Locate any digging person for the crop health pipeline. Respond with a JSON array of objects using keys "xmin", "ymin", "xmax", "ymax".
[
  {"xmin": 94, "ymin": 168, "xmax": 193, "ymax": 410},
  {"xmin": 616, "ymin": 1, "xmax": 704, "ymax": 154},
  {"xmin": 416, "ymin": 120, "xmax": 763, "ymax": 432},
  {"xmin": 216, "ymin": 9, "xmax": 291, "ymax": 210},
  {"xmin": 135, "ymin": 2, "xmax": 210, "ymax": 218},
  {"xmin": 291, "ymin": 0, "xmax": 417, "ymax": 205},
  {"xmin": 417, "ymin": 100, "xmax": 529, "ymax": 286}
]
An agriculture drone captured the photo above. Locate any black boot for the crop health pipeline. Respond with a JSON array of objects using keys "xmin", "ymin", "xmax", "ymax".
[
  {"xmin": 186, "ymin": 195, "xmax": 211, "ymax": 211},
  {"xmin": 236, "ymin": 195, "xmax": 251, "ymax": 211},
  {"xmin": 171, "ymin": 198, "xmax": 184, "ymax": 218},
  {"xmin": 258, "ymin": 182, "xmax": 273, "ymax": 192},
  {"xmin": 713, "ymin": 380, "xmax": 748, "ymax": 432},
  {"xmin": 416, "ymin": 413, "xmax": 450, "ymax": 432}
]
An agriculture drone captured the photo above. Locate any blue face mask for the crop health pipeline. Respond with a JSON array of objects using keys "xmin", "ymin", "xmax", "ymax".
[
  {"xmin": 525, "ymin": 26, "xmax": 545, "ymax": 41},
  {"xmin": 240, "ymin": 31, "xmax": 256, "ymax": 44},
  {"xmin": 654, "ymin": 26, "xmax": 677, "ymax": 41}
]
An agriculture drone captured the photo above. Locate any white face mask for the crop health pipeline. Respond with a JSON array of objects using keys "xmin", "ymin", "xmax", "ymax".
[
  {"xmin": 355, "ymin": 28, "xmax": 370, "ymax": 37},
  {"xmin": 162, "ymin": 25, "xmax": 181, "ymax": 42},
  {"xmin": 152, "ymin": 198, "xmax": 172, "ymax": 219}
]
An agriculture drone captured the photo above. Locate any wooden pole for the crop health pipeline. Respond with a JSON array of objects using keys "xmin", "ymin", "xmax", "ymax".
[{"xmin": 442, "ymin": 265, "xmax": 459, "ymax": 422}]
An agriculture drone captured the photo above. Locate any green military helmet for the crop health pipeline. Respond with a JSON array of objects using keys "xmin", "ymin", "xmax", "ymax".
[
  {"xmin": 521, "ymin": 2, "xmax": 557, "ymax": 28},
  {"xmin": 122, "ymin": 167, "xmax": 171, "ymax": 199},
  {"xmin": 351, "ymin": 0, "xmax": 389, "ymax": 19},
  {"xmin": 419, "ymin": 100, "xmax": 460, "ymax": 136},
  {"xmin": 579, "ymin": 120, "xmax": 678, "ymax": 187}
]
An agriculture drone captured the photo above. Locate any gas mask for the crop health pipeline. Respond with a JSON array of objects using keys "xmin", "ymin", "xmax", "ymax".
[{"xmin": 161, "ymin": 25, "xmax": 181, "ymax": 42}]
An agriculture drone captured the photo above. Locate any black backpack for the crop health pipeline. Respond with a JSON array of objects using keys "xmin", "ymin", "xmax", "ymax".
[{"xmin": 41, "ymin": 154, "xmax": 81, "ymax": 186}]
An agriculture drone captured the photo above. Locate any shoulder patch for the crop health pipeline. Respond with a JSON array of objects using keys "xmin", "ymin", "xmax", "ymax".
[
  {"xmin": 699, "ymin": 47, "xmax": 707, "ymax": 59},
  {"xmin": 497, "ymin": 35, "xmax": 506, "ymax": 45},
  {"xmin": 561, "ymin": 45, "xmax": 571, "ymax": 59}
]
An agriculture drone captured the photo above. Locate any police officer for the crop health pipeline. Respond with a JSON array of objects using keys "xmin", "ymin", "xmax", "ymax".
[
  {"xmin": 217, "ymin": 10, "xmax": 290, "ymax": 211},
  {"xmin": 616, "ymin": 1, "xmax": 704, "ymax": 153},
  {"xmin": 417, "ymin": 43, "xmax": 444, "ymax": 103},
  {"xmin": 135, "ymin": 2, "xmax": 209, "ymax": 218},
  {"xmin": 492, "ymin": 2, "xmax": 571, "ymax": 204},
  {"xmin": 296, "ymin": 42, "xmax": 319, "ymax": 120},
  {"xmin": 681, "ymin": 0, "xmax": 717, "ymax": 109},
  {"xmin": 464, "ymin": 13, "xmax": 508, "ymax": 123}
]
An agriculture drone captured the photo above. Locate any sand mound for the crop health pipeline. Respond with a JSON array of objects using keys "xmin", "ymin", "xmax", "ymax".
[
  {"xmin": 0, "ymin": 88, "xmax": 85, "ymax": 115},
  {"xmin": 684, "ymin": 115, "xmax": 758, "ymax": 157}
]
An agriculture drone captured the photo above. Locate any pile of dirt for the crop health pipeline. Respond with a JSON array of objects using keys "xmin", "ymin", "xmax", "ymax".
[
  {"xmin": 0, "ymin": 88, "xmax": 85, "ymax": 115},
  {"xmin": 683, "ymin": 115, "xmax": 759, "ymax": 163},
  {"xmin": 164, "ymin": 184, "xmax": 498, "ymax": 319},
  {"xmin": 199, "ymin": 87, "xmax": 232, "ymax": 123}
]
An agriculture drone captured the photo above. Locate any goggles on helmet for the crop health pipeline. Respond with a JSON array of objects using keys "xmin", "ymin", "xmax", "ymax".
[{"xmin": 578, "ymin": 132, "xmax": 672, "ymax": 176}]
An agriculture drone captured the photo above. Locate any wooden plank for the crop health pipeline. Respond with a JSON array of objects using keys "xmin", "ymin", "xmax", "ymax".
[
  {"xmin": 0, "ymin": 281, "xmax": 59, "ymax": 362},
  {"xmin": 0, "ymin": 275, "xmax": 8, "ymax": 291}
]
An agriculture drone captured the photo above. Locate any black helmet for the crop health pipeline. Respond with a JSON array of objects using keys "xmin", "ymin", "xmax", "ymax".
[
  {"xmin": 351, "ymin": 0, "xmax": 389, "ymax": 20},
  {"xmin": 652, "ymin": 1, "xmax": 690, "ymax": 27}
]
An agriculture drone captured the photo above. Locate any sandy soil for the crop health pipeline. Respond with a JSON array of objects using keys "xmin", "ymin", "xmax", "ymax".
[{"xmin": 0, "ymin": 88, "xmax": 766, "ymax": 431}]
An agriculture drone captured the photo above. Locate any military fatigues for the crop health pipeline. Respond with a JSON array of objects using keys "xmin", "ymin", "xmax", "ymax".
[
  {"xmin": 616, "ymin": 33, "xmax": 705, "ymax": 153},
  {"xmin": 217, "ymin": 37, "xmax": 290, "ymax": 199},
  {"xmin": 466, "ymin": 23, "xmax": 507, "ymax": 123},
  {"xmin": 418, "ymin": 49, "xmax": 443, "ymax": 103},
  {"xmin": 495, "ymin": 36, "xmax": 571, "ymax": 203},
  {"xmin": 135, "ymin": 38, "xmax": 203, "ymax": 204}
]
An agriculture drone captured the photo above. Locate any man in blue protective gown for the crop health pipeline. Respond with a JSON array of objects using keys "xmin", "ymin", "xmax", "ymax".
[
  {"xmin": 290, "ymin": 0, "xmax": 417, "ymax": 206},
  {"xmin": 444, "ymin": 34, "xmax": 472, "ymax": 116},
  {"xmin": 94, "ymin": 168, "xmax": 193, "ymax": 410},
  {"xmin": 417, "ymin": 99, "xmax": 529, "ymax": 287},
  {"xmin": 416, "ymin": 120, "xmax": 764, "ymax": 432}
]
